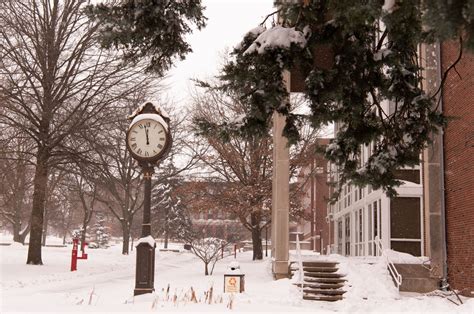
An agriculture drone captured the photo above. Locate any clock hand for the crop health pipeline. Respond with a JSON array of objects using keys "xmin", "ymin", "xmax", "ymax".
[{"xmin": 145, "ymin": 127, "xmax": 150, "ymax": 145}]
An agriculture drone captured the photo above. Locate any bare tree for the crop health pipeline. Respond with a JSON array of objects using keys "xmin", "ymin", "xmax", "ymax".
[
  {"xmin": 0, "ymin": 134, "xmax": 34, "ymax": 244},
  {"xmin": 0, "ymin": 0, "xmax": 153, "ymax": 264},
  {"xmin": 67, "ymin": 167, "xmax": 100, "ymax": 251},
  {"xmin": 183, "ymin": 227, "xmax": 231, "ymax": 276},
  {"xmin": 41, "ymin": 169, "xmax": 67, "ymax": 246},
  {"xmin": 190, "ymin": 87, "xmax": 320, "ymax": 260},
  {"xmin": 92, "ymin": 114, "xmax": 143, "ymax": 255}
]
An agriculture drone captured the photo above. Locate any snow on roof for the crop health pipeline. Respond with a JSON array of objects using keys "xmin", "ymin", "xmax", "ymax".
[
  {"xmin": 136, "ymin": 235, "xmax": 156, "ymax": 247},
  {"xmin": 128, "ymin": 101, "xmax": 170, "ymax": 120},
  {"xmin": 243, "ymin": 26, "xmax": 307, "ymax": 55},
  {"xmin": 129, "ymin": 113, "xmax": 169, "ymax": 132}
]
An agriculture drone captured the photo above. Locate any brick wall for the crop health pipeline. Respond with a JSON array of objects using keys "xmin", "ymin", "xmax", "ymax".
[
  {"xmin": 314, "ymin": 153, "xmax": 330, "ymax": 254},
  {"xmin": 441, "ymin": 41, "xmax": 474, "ymax": 296},
  {"xmin": 297, "ymin": 139, "xmax": 331, "ymax": 253}
]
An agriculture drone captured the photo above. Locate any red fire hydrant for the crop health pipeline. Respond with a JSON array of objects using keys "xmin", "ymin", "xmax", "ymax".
[{"xmin": 71, "ymin": 238, "xmax": 88, "ymax": 271}]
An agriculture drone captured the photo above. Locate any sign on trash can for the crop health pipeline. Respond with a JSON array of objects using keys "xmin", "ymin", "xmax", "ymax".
[{"xmin": 224, "ymin": 261, "xmax": 245, "ymax": 293}]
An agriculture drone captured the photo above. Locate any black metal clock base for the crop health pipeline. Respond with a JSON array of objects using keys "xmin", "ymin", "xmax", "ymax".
[
  {"xmin": 134, "ymin": 242, "xmax": 156, "ymax": 296},
  {"xmin": 134, "ymin": 287, "xmax": 154, "ymax": 296}
]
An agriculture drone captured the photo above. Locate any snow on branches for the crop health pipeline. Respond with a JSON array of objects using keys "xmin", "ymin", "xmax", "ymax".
[
  {"xmin": 209, "ymin": 1, "xmax": 447, "ymax": 197},
  {"xmin": 85, "ymin": 0, "xmax": 207, "ymax": 74}
]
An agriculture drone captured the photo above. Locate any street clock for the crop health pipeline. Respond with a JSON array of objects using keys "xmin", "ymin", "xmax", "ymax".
[{"xmin": 126, "ymin": 102, "xmax": 172, "ymax": 163}]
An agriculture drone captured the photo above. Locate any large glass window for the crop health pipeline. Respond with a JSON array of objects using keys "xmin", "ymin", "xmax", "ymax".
[
  {"xmin": 337, "ymin": 219, "xmax": 343, "ymax": 255},
  {"xmin": 344, "ymin": 214, "xmax": 351, "ymax": 256},
  {"xmin": 358, "ymin": 209, "xmax": 364, "ymax": 255},
  {"xmin": 354, "ymin": 208, "xmax": 364, "ymax": 256},
  {"xmin": 368, "ymin": 204, "xmax": 372, "ymax": 255},
  {"xmin": 390, "ymin": 197, "xmax": 422, "ymax": 256}
]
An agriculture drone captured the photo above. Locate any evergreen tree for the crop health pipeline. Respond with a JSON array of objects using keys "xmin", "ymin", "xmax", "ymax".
[
  {"xmin": 85, "ymin": 1, "xmax": 473, "ymax": 197},
  {"xmin": 196, "ymin": 1, "xmax": 470, "ymax": 198},
  {"xmin": 90, "ymin": 213, "xmax": 110, "ymax": 248},
  {"xmin": 423, "ymin": 0, "xmax": 474, "ymax": 50},
  {"xmin": 85, "ymin": 0, "xmax": 207, "ymax": 74},
  {"xmin": 151, "ymin": 179, "xmax": 192, "ymax": 248}
]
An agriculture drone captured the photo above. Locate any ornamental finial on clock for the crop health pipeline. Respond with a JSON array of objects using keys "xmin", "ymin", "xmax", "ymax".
[{"xmin": 128, "ymin": 101, "xmax": 170, "ymax": 123}]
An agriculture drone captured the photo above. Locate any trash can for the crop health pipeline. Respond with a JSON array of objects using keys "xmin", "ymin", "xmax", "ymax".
[{"xmin": 224, "ymin": 261, "xmax": 245, "ymax": 293}]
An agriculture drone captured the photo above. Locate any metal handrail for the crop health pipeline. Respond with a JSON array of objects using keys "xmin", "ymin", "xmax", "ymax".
[{"xmin": 375, "ymin": 236, "xmax": 402, "ymax": 290}]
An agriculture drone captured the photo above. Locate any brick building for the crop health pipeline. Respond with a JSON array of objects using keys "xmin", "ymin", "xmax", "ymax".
[
  {"xmin": 293, "ymin": 139, "xmax": 332, "ymax": 253},
  {"xmin": 292, "ymin": 40, "xmax": 474, "ymax": 295},
  {"xmin": 423, "ymin": 40, "xmax": 474, "ymax": 296}
]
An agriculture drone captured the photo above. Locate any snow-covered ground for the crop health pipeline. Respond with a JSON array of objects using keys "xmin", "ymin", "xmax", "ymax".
[{"xmin": 0, "ymin": 236, "xmax": 472, "ymax": 313}]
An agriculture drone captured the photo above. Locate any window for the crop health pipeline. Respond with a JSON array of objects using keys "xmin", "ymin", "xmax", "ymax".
[
  {"xmin": 337, "ymin": 220, "xmax": 343, "ymax": 255},
  {"xmin": 367, "ymin": 199, "xmax": 383, "ymax": 256},
  {"xmin": 390, "ymin": 197, "xmax": 422, "ymax": 256},
  {"xmin": 348, "ymin": 186, "xmax": 352, "ymax": 206},
  {"xmin": 368, "ymin": 204, "xmax": 373, "ymax": 255},
  {"xmin": 373, "ymin": 201, "xmax": 378, "ymax": 239},
  {"xmin": 354, "ymin": 208, "xmax": 364, "ymax": 256},
  {"xmin": 344, "ymin": 214, "xmax": 351, "ymax": 256}
]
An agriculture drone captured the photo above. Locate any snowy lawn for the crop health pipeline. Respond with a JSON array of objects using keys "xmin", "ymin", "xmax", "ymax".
[{"xmin": 1, "ymin": 241, "xmax": 473, "ymax": 313}]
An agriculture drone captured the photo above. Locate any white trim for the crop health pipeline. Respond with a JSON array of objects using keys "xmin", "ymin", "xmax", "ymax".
[{"xmin": 390, "ymin": 238, "xmax": 422, "ymax": 242}]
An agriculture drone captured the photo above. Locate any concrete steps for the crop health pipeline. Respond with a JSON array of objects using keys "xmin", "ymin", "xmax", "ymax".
[
  {"xmin": 303, "ymin": 266, "xmax": 338, "ymax": 273},
  {"xmin": 294, "ymin": 282, "xmax": 345, "ymax": 289},
  {"xmin": 304, "ymin": 272, "xmax": 345, "ymax": 278},
  {"xmin": 303, "ymin": 294, "xmax": 344, "ymax": 301},
  {"xmin": 293, "ymin": 261, "xmax": 347, "ymax": 302},
  {"xmin": 304, "ymin": 276, "xmax": 346, "ymax": 284}
]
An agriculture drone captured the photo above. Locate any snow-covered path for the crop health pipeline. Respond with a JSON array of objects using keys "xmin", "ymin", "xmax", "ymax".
[{"xmin": 1, "ymin": 242, "xmax": 473, "ymax": 313}]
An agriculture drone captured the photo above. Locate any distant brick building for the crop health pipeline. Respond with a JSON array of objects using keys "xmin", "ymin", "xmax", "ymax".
[
  {"xmin": 293, "ymin": 139, "xmax": 332, "ymax": 253},
  {"xmin": 177, "ymin": 181, "xmax": 248, "ymax": 242}
]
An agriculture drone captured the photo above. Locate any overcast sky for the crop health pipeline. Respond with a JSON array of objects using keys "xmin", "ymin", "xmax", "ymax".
[{"xmin": 164, "ymin": 0, "xmax": 275, "ymax": 107}]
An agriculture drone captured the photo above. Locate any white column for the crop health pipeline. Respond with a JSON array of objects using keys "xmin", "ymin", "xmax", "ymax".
[{"xmin": 271, "ymin": 71, "xmax": 290, "ymax": 279}]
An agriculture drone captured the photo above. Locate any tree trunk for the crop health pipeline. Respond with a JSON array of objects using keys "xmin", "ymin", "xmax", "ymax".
[
  {"xmin": 41, "ymin": 207, "xmax": 49, "ymax": 246},
  {"xmin": 80, "ymin": 212, "xmax": 91, "ymax": 252},
  {"xmin": 63, "ymin": 207, "xmax": 74, "ymax": 245},
  {"xmin": 122, "ymin": 222, "xmax": 130, "ymax": 255},
  {"xmin": 80, "ymin": 225, "xmax": 88, "ymax": 253},
  {"xmin": 26, "ymin": 150, "xmax": 49, "ymax": 265},
  {"xmin": 164, "ymin": 233, "xmax": 169, "ymax": 249},
  {"xmin": 12, "ymin": 221, "xmax": 22, "ymax": 243},
  {"xmin": 19, "ymin": 226, "xmax": 29, "ymax": 245},
  {"xmin": 250, "ymin": 213, "xmax": 263, "ymax": 260},
  {"xmin": 164, "ymin": 206, "xmax": 169, "ymax": 249},
  {"xmin": 204, "ymin": 262, "xmax": 209, "ymax": 276}
]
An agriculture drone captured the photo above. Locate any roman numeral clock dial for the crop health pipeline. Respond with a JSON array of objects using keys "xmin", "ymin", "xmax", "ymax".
[{"xmin": 126, "ymin": 118, "xmax": 169, "ymax": 161}]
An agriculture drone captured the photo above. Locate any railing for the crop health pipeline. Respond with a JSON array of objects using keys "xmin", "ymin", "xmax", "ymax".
[
  {"xmin": 375, "ymin": 236, "xmax": 402, "ymax": 290},
  {"xmin": 295, "ymin": 233, "xmax": 304, "ymax": 297}
]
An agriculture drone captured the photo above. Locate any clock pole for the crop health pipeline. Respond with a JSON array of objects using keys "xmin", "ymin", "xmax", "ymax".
[
  {"xmin": 127, "ymin": 102, "xmax": 172, "ymax": 297},
  {"xmin": 134, "ymin": 164, "xmax": 156, "ymax": 296},
  {"xmin": 141, "ymin": 164, "xmax": 154, "ymax": 238}
]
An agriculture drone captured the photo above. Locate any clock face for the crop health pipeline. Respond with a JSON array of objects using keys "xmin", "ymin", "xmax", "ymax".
[{"xmin": 127, "ymin": 118, "xmax": 168, "ymax": 160}]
